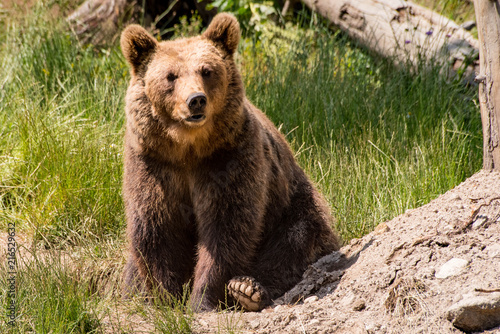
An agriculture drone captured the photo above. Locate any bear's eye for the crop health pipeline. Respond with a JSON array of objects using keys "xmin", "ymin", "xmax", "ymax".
[
  {"xmin": 201, "ymin": 68, "xmax": 212, "ymax": 78},
  {"xmin": 167, "ymin": 73, "xmax": 178, "ymax": 82}
]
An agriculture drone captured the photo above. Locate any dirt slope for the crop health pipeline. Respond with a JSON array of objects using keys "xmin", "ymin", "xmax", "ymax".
[{"xmin": 196, "ymin": 170, "xmax": 500, "ymax": 333}]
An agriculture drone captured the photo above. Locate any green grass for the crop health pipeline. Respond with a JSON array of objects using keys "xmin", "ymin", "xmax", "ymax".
[
  {"xmin": 0, "ymin": 240, "xmax": 194, "ymax": 333},
  {"xmin": 0, "ymin": 2, "xmax": 127, "ymax": 244},
  {"xmin": 0, "ymin": 249, "xmax": 101, "ymax": 333},
  {"xmin": 416, "ymin": 0, "xmax": 476, "ymax": 25},
  {"xmin": 0, "ymin": 0, "xmax": 482, "ymax": 332},
  {"xmin": 241, "ymin": 25, "xmax": 481, "ymax": 239}
]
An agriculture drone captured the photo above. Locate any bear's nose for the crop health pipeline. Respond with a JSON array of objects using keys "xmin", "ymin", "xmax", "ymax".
[{"xmin": 186, "ymin": 92, "xmax": 207, "ymax": 112}]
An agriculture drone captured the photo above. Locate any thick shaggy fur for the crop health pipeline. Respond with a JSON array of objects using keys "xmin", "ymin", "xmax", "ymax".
[{"xmin": 121, "ymin": 13, "xmax": 341, "ymax": 311}]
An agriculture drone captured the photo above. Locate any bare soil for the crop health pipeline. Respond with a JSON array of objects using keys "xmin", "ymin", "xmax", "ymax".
[
  {"xmin": 195, "ymin": 170, "xmax": 500, "ymax": 333},
  {"xmin": 4, "ymin": 170, "xmax": 499, "ymax": 333}
]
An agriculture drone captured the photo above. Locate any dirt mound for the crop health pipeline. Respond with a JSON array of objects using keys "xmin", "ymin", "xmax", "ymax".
[{"xmin": 196, "ymin": 170, "xmax": 500, "ymax": 333}]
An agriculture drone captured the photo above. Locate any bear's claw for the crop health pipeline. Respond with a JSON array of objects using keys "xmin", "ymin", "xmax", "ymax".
[{"xmin": 228, "ymin": 276, "xmax": 270, "ymax": 312}]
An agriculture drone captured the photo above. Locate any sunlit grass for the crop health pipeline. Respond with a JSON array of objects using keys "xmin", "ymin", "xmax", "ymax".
[
  {"xmin": 0, "ymin": 2, "xmax": 127, "ymax": 244},
  {"xmin": 0, "ymin": 250, "xmax": 101, "ymax": 333},
  {"xmin": 241, "ymin": 26, "xmax": 481, "ymax": 239}
]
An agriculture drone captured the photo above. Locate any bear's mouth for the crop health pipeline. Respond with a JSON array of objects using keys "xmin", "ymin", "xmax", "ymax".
[{"xmin": 184, "ymin": 114, "xmax": 206, "ymax": 123}]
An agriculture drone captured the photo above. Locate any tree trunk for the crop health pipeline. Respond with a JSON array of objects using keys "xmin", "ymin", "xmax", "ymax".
[
  {"xmin": 474, "ymin": 0, "xmax": 500, "ymax": 170},
  {"xmin": 300, "ymin": 0, "xmax": 479, "ymax": 81},
  {"xmin": 67, "ymin": 0, "xmax": 215, "ymax": 44}
]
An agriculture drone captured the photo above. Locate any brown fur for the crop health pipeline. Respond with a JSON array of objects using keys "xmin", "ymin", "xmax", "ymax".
[{"xmin": 121, "ymin": 13, "xmax": 341, "ymax": 311}]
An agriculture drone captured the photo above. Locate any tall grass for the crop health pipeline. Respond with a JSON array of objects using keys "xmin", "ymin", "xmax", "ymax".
[
  {"xmin": 417, "ymin": 0, "xmax": 476, "ymax": 26},
  {"xmin": 0, "ymin": 250, "xmax": 101, "ymax": 333},
  {"xmin": 0, "ymin": 2, "xmax": 127, "ymax": 244},
  {"xmin": 241, "ymin": 26, "xmax": 481, "ymax": 239}
]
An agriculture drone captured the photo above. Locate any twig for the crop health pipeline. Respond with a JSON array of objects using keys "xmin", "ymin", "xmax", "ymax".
[
  {"xmin": 461, "ymin": 196, "xmax": 500, "ymax": 231},
  {"xmin": 475, "ymin": 288, "xmax": 500, "ymax": 293}
]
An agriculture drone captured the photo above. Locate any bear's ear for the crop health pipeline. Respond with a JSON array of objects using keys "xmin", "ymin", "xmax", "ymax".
[
  {"xmin": 120, "ymin": 24, "xmax": 158, "ymax": 75},
  {"xmin": 203, "ymin": 13, "xmax": 240, "ymax": 55}
]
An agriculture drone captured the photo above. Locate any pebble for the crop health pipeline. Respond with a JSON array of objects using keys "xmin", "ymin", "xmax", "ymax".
[
  {"xmin": 249, "ymin": 319, "xmax": 260, "ymax": 329},
  {"xmin": 374, "ymin": 223, "xmax": 390, "ymax": 235},
  {"xmin": 472, "ymin": 216, "xmax": 488, "ymax": 229},
  {"xmin": 435, "ymin": 258, "xmax": 469, "ymax": 279},
  {"xmin": 304, "ymin": 295, "xmax": 319, "ymax": 304},
  {"xmin": 352, "ymin": 299, "xmax": 366, "ymax": 311},
  {"xmin": 486, "ymin": 243, "xmax": 500, "ymax": 258},
  {"xmin": 446, "ymin": 292, "xmax": 500, "ymax": 332},
  {"xmin": 274, "ymin": 305, "xmax": 284, "ymax": 312},
  {"xmin": 365, "ymin": 322, "xmax": 381, "ymax": 331},
  {"xmin": 309, "ymin": 319, "xmax": 321, "ymax": 326}
]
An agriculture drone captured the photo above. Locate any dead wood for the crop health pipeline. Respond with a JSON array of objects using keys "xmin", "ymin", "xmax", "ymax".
[
  {"xmin": 474, "ymin": 0, "xmax": 500, "ymax": 170},
  {"xmin": 301, "ymin": 0, "xmax": 479, "ymax": 81}
]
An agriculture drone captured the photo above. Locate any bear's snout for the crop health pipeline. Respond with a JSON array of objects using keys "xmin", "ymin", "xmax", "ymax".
[{"xmin": 185, "ymin": 92, "xmax": 207, "ymax": 123}]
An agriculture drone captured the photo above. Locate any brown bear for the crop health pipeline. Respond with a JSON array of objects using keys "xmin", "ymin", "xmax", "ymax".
[{"xmin": 120, "ymin": 13, "xmax": 341, "ymax": 312}]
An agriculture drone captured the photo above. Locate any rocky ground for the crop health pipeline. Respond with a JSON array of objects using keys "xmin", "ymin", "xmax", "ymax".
[{"xmin": 195, "ymin": 170, "xmax": 500, "ymax": 333}]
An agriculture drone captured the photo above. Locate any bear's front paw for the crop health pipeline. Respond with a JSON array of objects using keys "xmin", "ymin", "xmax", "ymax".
[{"xmin": 228, "ymin": 276, "xmax": 270, "ymax": 312}]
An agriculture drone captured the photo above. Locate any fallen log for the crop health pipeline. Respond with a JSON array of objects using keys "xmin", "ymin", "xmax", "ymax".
[
  {"xmin": 301, "ymin": 0, "xmax": 479, "ymax": 81},
  {"xmin": 67, "ymin": 0, "xmax": 131, "ymax": 44}
]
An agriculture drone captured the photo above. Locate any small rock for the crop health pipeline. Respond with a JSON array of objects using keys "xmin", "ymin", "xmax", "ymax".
[
  {"xmin": 309, "ymin": 319, "xmax": 321, "ymax": 326},
  {"xmin": 365, "ymin": 322, "xmax": 381, "ymax": 331},
  {"xmin": 452, "ymin": 294, "xmax": 463, "ymax": 303},
  {"xmin": 374, "ymin": 223, "xmax": 390, "ymax": 235},
  {"xmin": 450, "ymin": 193, "xmax": 462, "ymax": 201},
  {"xmin": 443, "ymin": 224, "xmax": 454, "ymax": 231},
  {"xmin": 446, "ymin": 292, "xmax": 500, "ymax": 332},
  {"xmin": 379, "ymin": 269, "xmax": 397, "ymax": 288},
  {"xmin": 274, "ymin": 305, "xmax": 284, "ymax": 312},
  {"xmin": 432, "ymin": 237, "xmax": 450, "ymax": 247},
  {"xmin": 341, "ymin": 293, "xmax": 356, "ymax": 307},
  {"xmin": 435, "ymin": 258, "xmax": 469, "ymax": 279},
  {"xmin": 472, "ymin": 216, "xmax": 488, "ymax": 229},
  {"xmin": 352, "ymin": 299, "xmax": 366, "ymax": 311},
  {"xmin": 486, "ymin": 244, "xmax": 500, "ymax": 258},
  {"xmin": 304, "ymin": 295, "xmax": 319, "ymax": 304},
  {"xmin": 249, "ymin": 319, "xmax": 260, "ymax": 329}
]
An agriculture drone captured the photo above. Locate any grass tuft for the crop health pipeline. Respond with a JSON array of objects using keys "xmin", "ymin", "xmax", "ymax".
[{"xmin": 0, "ymin": 249, "xmax": 101, "ymax": 333}]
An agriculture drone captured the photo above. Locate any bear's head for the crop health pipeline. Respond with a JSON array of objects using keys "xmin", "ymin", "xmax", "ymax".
[{"xmin": 121, "ymin": 13, "xmax": 244, "ymax": 158}]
